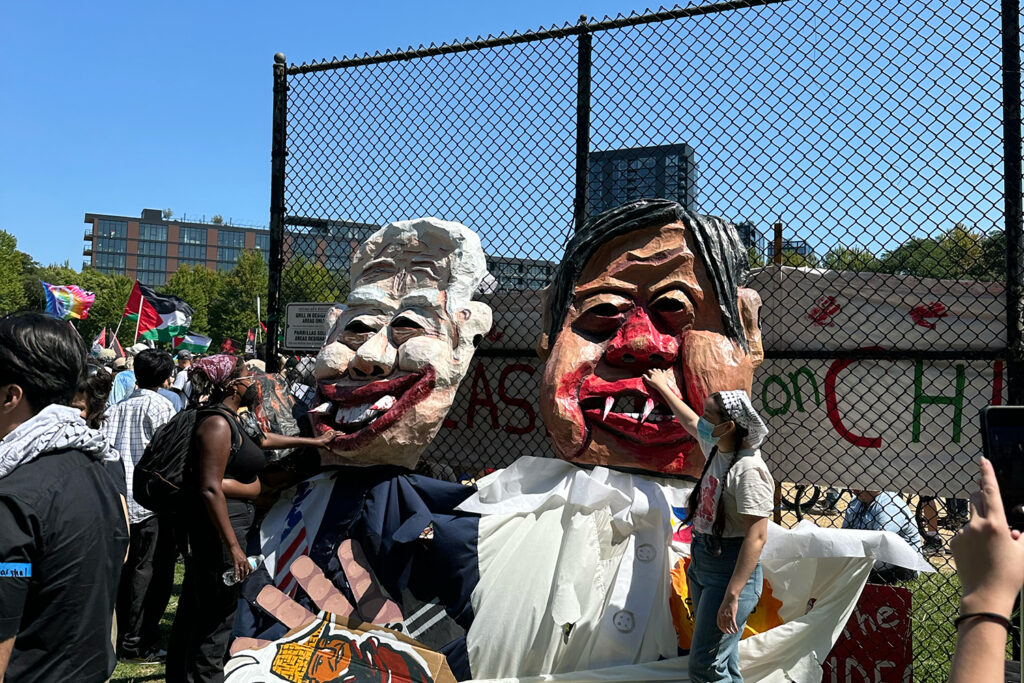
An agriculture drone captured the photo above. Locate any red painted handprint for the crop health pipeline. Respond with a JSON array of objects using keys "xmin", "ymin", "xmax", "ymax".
[
  {"xmin": 807, "ymin": 296, "xmax": 841, "ymax": 327},
  {"xmin": 909, "ymin": 302, "xmax": 948, "ymax": 330}
]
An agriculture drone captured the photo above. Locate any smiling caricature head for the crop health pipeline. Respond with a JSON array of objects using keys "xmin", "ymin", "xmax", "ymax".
[
  {"xmin": 538, "ymin": 199, "xmax": 763, "ymax": 477},
  {"xmin": 313, "ymin": 218, "xmax": 492, "ymax": 469}
]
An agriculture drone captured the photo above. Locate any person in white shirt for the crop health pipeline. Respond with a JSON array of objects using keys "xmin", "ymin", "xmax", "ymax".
[
  {"xmin": 642, "ymin": 381, "xmax": 772, "ymax": 683},
  {"xmin": 172, "ymin": 350, "xmax": 194, "ymax": 403},
  {"xmin": 100, "ymin": 349, "xmax": 177, "ymax": 662}
]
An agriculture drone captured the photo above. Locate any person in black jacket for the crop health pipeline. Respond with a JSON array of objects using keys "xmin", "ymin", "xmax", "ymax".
[{"xmin": 0, "ymin": 312, "xmax": 130, "ymax": 683}]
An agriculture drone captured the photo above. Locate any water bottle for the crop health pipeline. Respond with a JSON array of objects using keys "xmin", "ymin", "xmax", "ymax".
[{"xmin": 223, "ymin": 554, "xmax": 265, "ymax": 585}]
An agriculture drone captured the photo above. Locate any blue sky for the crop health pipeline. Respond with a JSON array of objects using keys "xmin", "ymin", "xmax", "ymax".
[
  {"xmin": 0, "ymin": 0, "xmax": 638, "ymax": 266},
  {"xmin": 1, "ymin": 1, "xmax": 1006, "ymax": 268}
]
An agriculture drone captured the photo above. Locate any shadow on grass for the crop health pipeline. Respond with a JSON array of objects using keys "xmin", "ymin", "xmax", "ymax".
[
  {"xmin": 111, "ymin": 561, "xmax": 184, "ymax": 683},
  {"xmin": 110, "ymin": 671, "xmax": 164, "ymax": 683}
]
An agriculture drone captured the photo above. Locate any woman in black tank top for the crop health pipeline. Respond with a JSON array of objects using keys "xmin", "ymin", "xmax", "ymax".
[{"xmin": 166, "ymin": 355, "xmax": 336, "ymax": 683}]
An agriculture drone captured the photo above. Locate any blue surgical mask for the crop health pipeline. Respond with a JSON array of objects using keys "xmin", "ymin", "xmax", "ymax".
[{"xmin": 697, "ymin": 416, "xmax": 719, "ymax": 445}]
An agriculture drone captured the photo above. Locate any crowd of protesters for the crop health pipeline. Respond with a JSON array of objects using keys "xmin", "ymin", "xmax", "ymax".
[
  {"xmin": 0, "ymin": 312, "xmax": 325, "ymax": 683},
  {"xmin": 0, "ymin": 310, "xmax": 1021, "ymax": 683}
]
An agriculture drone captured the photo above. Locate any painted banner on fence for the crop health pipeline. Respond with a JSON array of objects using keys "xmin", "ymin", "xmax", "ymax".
[
  {"xmin": 426, "ymin": 266, "xmax": 1006, "ymax": 495},
  {"xmin": 751, "ymin": 266, "xmax": 1005, "ymax": 497}
]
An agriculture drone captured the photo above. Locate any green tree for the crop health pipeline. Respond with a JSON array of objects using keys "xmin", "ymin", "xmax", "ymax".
[
  {"xmin": 0, "ymin": 230, "xmax": 28, "ymax": 314},
  {"xmin": 281, "ymin": 256, "xmax": 348, "ymax": 305},
  {"xmin": 880, "ymin": 223, "xmax": 984, "ymax": 280},
  {"xmin": 778, "ymin": 250, "xmax": 820, "ymax": 268},
  {"xmin": 746, "ymin": 246, "xmax": 766, "ymax": 269},
  {"xmin": 973, "ymin": 230, "xmax": 1005, "ymax": 282},
  {"xmin": 162, "ymin": 208, "xmax": 174, "ymax": 220},
  {"xmin": 211, "ymin": 214, "xmax": 224, "ymax": 225},
  {"xmin": 823, "ymin": 246, "xmax": 882, "ymax": 273},
  {"xmin": 210, "ymin": 250, "xmax": 268, "ymax": 345},
  {"xmin": 162, "ymin": 264, "xmax": 223, "ymax": 336}
]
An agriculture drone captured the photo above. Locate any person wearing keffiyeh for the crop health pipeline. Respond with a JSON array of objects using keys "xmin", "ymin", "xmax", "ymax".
[
  {"xmin": 643, "ymin": 376, "xmax": 775, "ymax": 683},
  {"xmin": 0, "ymin": 313, "xmax": 129, "ymax": 683}
]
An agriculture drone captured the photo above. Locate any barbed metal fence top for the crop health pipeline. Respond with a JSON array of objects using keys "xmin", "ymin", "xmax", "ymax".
[{"xmin": 265, "ymin": 0, "xmax": 1023, "ymax": 678}]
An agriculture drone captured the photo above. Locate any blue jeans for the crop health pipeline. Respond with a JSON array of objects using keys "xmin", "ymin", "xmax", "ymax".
[{"xmin": 687, "ymin": 532, "xmax": 762, "ymax": 682}]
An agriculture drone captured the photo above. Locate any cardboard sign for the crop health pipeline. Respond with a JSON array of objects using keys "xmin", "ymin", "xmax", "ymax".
[
  {"xmin": 225, "ymin": 614, "xmax": 456, "ymax": 683},
  {"xmin": 821, "ymin": 583, "xmax": 913, "ymax": 683}
]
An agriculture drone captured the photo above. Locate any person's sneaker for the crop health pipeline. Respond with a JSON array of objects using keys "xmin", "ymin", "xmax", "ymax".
[
  {"xmin": 922, "ymin": 533, "xmax": 945, "ymax": 555},
  {"xmin": 940, "ymin": 515, "xmax": 968, "ymax": 531},
  {"xmin": 118, "ymin": 648, "xmax": 166, "ymax": 663}
]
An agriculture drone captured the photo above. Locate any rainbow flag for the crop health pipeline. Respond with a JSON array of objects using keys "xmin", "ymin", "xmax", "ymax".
[{"xmin": 41, "ymin": 282, "xmax": 95, "ymax": 320}]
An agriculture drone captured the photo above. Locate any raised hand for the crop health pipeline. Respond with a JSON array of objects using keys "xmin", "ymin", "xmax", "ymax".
[
  {"xmin": 228, "ymin": 539, "xmax": 404, "ymax": 655},
  {"xmin": 950, "ymin": 456, "xmax": 1024, "ymax": 618}
]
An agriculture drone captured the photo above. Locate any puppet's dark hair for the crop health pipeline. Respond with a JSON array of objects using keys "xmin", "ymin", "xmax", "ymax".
[{"xmin": 547, "ymin": 199, "xmax": 749, "ymax": 348}]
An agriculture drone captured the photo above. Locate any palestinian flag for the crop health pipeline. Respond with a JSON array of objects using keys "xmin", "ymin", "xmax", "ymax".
[
  {"xmin": 173, "ymin": 333, "xmax": 212, "ymax": 354},
  {"xmin": 109, "ymin": 333, "xmax": 125, "ymax": 359},
  {"xmin": 91, "ymin": 327, "xmax": 107, "ymax": 356},
  {"xmin": 123, "ymin": 281, "xmax": 193, "ymax": 342},
  {"xmin": 245, "ymin": 328, "xmax": 256, "ymax": 354}
]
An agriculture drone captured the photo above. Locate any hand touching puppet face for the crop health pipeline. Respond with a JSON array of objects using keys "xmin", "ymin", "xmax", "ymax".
[{"xmin": 538, "ymin": 199, "xmax": 763, "ymax": 476}]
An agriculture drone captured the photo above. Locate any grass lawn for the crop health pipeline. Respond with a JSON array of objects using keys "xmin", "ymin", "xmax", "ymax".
[
  {"xmin": 110, "ymin": 562, "xmax": 183, "ymax": 683},
  {"xmin": 910, "ymin": 571, "xmax": 961, "ymax": 682},
  {"xmin": 910, "ymin": 570, "xmax": 1019, "ymax": 683}
]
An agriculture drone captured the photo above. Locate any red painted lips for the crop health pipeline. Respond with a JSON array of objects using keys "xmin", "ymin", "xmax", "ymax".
[
  {"xmin": 312, "ymin": 367, "xmax": 437, "ymax": 452},
  {"xmin": 578, "ymin": 375, "xmax": 693, "ymax": 447}
]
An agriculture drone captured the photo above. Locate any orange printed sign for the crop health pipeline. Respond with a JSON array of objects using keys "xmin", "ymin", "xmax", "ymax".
[{"xmin": 669, "ymin": 557, "xmax": 785, "ymax": 649}]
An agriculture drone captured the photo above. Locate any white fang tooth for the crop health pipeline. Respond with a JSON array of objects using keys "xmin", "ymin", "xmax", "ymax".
[
  {"xmin": 641, "ymin": 398, "xmax": 655, "ymax": 424},
  {"xmin": 371, "ymin": 395, "xmax": 396, "ymax": 411},
  {"xmin": 310, "ymin": 402, "xmax": 331, "ymax": 414},
  {"xmin": 603, "ymin": 396, "xmax": 614, "ymax": 420}
]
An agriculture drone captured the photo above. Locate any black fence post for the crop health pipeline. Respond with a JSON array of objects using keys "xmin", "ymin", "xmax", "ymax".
[
  {"xmin": 1003, "ymin": 0, "xmax": 1024, "ymax": 665},
  {"xmin": 267, "ymin": 52, "xmax": 288, "ymax": 367},
  {"xmin": 574, "ymin": 16, "xmax": 592, "ymax": 231},
  {"xmin": 1004, "ymin": 0, "xmax": 1024, "ymax": 405}
]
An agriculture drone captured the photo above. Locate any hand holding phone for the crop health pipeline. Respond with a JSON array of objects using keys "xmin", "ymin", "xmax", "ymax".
[{"xmin": 979, "ymin": 406, "xmax": 1024, "ymax": 532}]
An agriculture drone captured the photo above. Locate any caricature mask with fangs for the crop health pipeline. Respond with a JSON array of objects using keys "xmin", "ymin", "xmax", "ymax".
[
  {"xmin": 538, "ymin": 199, "xmax": 763, "ymax": 477},
  {"xmin": 312, "ymin": 217, "xmax": 492, "ymax": 469}
]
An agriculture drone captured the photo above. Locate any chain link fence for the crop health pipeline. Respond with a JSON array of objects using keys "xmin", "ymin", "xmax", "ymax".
[{"xmin": 266, "ymin": 1, "xmax": 1022, "ymax": 678}]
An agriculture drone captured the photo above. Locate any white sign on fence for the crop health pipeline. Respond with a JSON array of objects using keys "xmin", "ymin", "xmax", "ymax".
[{"xmin": 284, "ymin": 302, "xmax": 336, "ymax": 350}]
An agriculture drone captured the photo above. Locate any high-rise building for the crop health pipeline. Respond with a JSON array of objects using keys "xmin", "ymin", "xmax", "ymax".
[
  {"xmin": 586, "ymin": 143, "xmax": 697, "ymax": 219},
  {"xmin": 767, "ymin": 238, "xmax": 812, "ymax": 260},
  {"xmin": 82, "ymin": 209, "xmax": 378, "ymax": 285},
  {"xmin": 485, "ymin": 256, "xmax": 556, "ymax": 291},
  {"xmin": 734, "ymin": 220, "xmax": 768, "ymax": 254}
]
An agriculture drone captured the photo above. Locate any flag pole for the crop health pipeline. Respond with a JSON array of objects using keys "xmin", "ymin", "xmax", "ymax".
[
  {"xmin": 112, "ymin": 283, "xmax": 134, "ymax": 344},
  {"xmin": 256, "ymin": 296, "xmax": 262, "ymax": 348},
  {"xmin": 133, "ymin": 282, "xmax": 143, "ymax": 344}
]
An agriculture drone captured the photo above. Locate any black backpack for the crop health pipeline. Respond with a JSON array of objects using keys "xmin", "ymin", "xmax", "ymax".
[{"xmin": 133, "ymin": 406, "xmax": 242, "ymax": 515}]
